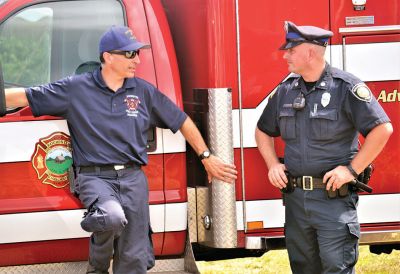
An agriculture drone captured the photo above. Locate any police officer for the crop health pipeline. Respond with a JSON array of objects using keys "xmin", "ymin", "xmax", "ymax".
[
  {"xmin": 3, "ymin": 25, "xmax": 237, "ymax": 274},
  {"xmin": 255, "ymin": 21, "xmax": 392, "ymax": 273}
]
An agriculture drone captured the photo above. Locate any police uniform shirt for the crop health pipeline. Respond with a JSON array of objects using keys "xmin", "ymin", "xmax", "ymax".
[
  {"xmin": 26, "ymin": 68, "xmax": 187, "ymax": 166},
  {"xmin": 257, "ymin": 63, "xmax": 390, "ymax": 177}
]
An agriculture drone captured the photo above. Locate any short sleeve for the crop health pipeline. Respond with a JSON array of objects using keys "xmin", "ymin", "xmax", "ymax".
[
  {"xmin": 257, "ymin": 88, "xmax": 281, "ymax": 137},
  {"xmin": 25, "ymin": 77, "xmax": 71, "ymax": 117},
  {"xmin": 150, "ymin": 89, "xmax": 187, "ymax": 133},
  {"xmin": 344, "ymin": 82, "xmax": 390, "ymax": 137}
]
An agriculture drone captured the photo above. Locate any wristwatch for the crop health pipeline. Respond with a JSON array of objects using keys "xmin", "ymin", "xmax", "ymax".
[
  {"xmin": 199, "ymin": 150, "xmax": 211, "ymax": 160},
  {"xmin": 346, "ymin": 164, "xmax": 359, "ymax": 179}
]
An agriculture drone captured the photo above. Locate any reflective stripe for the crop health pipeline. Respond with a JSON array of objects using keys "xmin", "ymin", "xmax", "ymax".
[
  {"xmin": 235, "ymin": 193, "xmax": 400, "ymax": 230},
  {"xmin": 0, "ymin": 202, "xmax": 187, "ymax": 244},
  {"xmin": 0, "ymin": 122, "xmax": 186, "ymax": 163},
  {"xmin": 0, "ymin": 194, "xmax": 398, "ymax": 244}
]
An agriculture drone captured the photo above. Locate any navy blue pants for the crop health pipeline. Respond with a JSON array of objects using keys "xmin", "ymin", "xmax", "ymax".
[
  {"xmin": 76, "ymin": 166, "xmax": 154, "ymax": 274},
  {"xmin": 284, "ymin": 188, "xmax": 360, "ymax": 274}
]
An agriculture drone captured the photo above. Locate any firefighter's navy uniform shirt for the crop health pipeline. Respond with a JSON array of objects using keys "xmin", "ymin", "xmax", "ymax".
[
  {"xmin": 25, "ymin": 68, "xmax": 187, "ymax": 167},
  {"xmin": 257, "ymin": 63, "xmax": 390, "ymax": 177}
]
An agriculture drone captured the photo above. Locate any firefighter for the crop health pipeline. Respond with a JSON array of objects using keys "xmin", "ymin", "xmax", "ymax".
[
  {"xmin": 255, "ymin": 21, "xmax": 392, "ymax": 273},
  {"xmin": 2, "ymin": 25, "xmax": 237, "ymax": 274}
]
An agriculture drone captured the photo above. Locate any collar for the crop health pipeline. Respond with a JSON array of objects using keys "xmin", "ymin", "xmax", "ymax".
[
  {"xmin": 93, "ymin": 67, "xmax": 137, "ymax": 90},
  {"xmin": 292, "ymin": 63, "xmax": 333, "ymax": 93},
  {"xmin": 314, "ymin": 63, "xmax": 332, "ymax": 91}
]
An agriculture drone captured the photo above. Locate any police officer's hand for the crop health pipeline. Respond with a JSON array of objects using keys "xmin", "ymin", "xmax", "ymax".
[
  {"xmin": 323, "ymin": 165, "xmax": 354, "ymax": 191},
  {"xmin": 202, "ymin": 155, "xmax": 237, "ymax": 184},
  {"xmin": 268, "ymin": 163, "xmax": 288, "ymax": 189}
]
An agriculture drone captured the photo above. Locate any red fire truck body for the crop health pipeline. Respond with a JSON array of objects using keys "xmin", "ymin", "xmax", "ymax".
[{"xmin": 0, "ymin": 0, "xmax": 398, "ymax": 271}]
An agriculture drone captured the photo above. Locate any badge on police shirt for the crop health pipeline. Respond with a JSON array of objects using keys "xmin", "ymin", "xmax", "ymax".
[
  {"xmin": 351, "ymin": 83, "xmax": 372, "ymax": 102},
  {"xmin": 321, "ymin": 92, "xmax": 331, "ymax": 107}
]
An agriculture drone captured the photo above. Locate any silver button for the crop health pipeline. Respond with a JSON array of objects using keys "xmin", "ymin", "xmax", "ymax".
[{"xmin": 320, "ymin": 82, "xmax": 326, "ymax": 87}]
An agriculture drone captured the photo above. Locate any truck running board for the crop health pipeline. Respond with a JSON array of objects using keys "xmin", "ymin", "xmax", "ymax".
[{"xmin": 0, "ymin": 258, "xmax": 192, "ymax": 273}]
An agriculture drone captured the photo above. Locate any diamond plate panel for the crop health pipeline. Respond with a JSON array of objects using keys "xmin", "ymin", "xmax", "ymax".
[
  {"xmin": 187, "ymin": 187, "xmax": 198, "ymax": 243},
  {"xmin": 0, "ymin": 259, "xmax": 192, "ymax": 273},
  {"xmin": 184, "ymin": 232, "xmax": 200, "ymax": 274},
  {"xmin": 208, "ymin": 88, "xmax": 237, "ymax": 248},
  {"xmin": 148, "ymin": 258, "xmax": 184, "ymax": 272},
  {"xmin": 196, "ymin": 187, "xmax": 212, "ymax": 243},
  {"xmin": 0, "ymin": 262, "xmax": 88, "ymax": 273}
]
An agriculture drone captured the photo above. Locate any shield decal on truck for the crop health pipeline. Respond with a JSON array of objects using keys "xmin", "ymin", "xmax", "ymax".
[{"xmin": 31, "ymin": 132, "xmax": 73, "ymax": 188}]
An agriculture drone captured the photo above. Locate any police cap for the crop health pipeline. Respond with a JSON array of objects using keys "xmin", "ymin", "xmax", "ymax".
[{"xmin": 279, "ymin": 21, "xmax": 333, "ymax": 50}]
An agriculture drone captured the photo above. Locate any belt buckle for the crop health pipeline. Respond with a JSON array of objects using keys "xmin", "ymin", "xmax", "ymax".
[
  {"xmin": 114, "ymin": 165, "xmax": 125, "ymax": 171},
  {"xmin": 302, "ymin": 176, "xmax": 313, "ymax": 190}
]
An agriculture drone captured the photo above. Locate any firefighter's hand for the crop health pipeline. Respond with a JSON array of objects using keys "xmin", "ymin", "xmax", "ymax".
[
  {"xmin": 201, "ymin": 155, "xmax": 237, "ymax": 183},
  {"xmin": 323, "ymin": 165, "xmax": 354, "ymax": 191},
  {"xmin": 268, "ymin": 163, "xmax": 287, "ymax": 189}
]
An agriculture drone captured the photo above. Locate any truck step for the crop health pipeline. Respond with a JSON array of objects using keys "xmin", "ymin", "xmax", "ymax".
[{"xmin": 0, "ymin": 258, "xmax": 192, "ymax": 273}]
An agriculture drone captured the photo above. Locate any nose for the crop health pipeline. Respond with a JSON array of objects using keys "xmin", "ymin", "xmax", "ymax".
[
  {"xmin": 283, "ymin": 51, "xmax": 289, "ymax": 60},
  {"xmin": 133, "ymin": 54, "xmax": 140, "ymax": 64}
]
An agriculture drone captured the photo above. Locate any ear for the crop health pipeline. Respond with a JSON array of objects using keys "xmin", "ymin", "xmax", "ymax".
[
  {"xmin": 307, "ymin": 47, "xmax": 315, "ymax": 60},
  {"xmin": 103, "ymin": 52, "xmax": 113, "ymax": 64}
]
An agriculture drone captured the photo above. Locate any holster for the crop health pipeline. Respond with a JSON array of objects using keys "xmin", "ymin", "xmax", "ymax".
[
  {"xmin": 281, "ymin": 171, "xmax": 295, "ymax": 194},
  {"xmin": 327, "ymin": 184, "xmax": 349, "ymax": 199},
  {"xmin": 350, "ymin": 164, "xmax": 373, "ymax": 192}
]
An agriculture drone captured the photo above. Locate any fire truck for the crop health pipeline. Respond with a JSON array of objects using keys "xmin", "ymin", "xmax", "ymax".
[{"xmin": 0, "ymin": 0, "xmax": 398, "ymax": 272}]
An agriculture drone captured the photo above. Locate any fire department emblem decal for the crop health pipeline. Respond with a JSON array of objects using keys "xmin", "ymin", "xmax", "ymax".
[
  {"xmin": 31, "ymin": 132, "xmax": 73, "ymax": 188},
  {"xmin": 125, "ymin": 95, "xmax": 141, "ymax": 117}
]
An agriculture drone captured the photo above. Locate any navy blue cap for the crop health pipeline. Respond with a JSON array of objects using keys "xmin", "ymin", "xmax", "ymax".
[
  {"xmin": 279, "ymin": 21, "xmax": 333, "ymax": 50},
  {"xmin": 99, "ymin": 25, "xmax": 151, "ymax": 53}
]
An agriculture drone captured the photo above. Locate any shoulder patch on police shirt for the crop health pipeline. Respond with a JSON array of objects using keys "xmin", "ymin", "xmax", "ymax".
[{"xmin": 351, "ymin": 83, "xmax": 372, "ymax": 102}]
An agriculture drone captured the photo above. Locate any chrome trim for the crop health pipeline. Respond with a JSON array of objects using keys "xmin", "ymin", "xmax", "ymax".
[
  {"xmin": 360, "ymin": 230, "xmax": 400, "ymax": 245},
  {"xmin": 342, "ymin": 36, "xmax": 347, "ymax": 72},
  {"xmin": 246, "ymin": 236, "xmax": 267, "ymax": 250},
  {"xmin": 245, "ymin": 230, "xmax": 400, "ymax": 250},
  {"xmin": 339, "ymin": 25, "xmax": 400, "ymax": 34},
  {"xmin": 235, "ymin": 0, "xmax": 248, "ymax": 233}
]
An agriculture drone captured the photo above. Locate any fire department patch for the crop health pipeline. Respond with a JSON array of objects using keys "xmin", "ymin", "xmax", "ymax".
[
  {"xmin": 125, "ymin": 95, "xmax": 141, "ymax": 117},
  {"xmin": 351, "ymin": 83, "xmax": 372, "ymax": 102},
  {"xmin": 31, "ymin": 132, "xmax": 73, "ymax": 188}
]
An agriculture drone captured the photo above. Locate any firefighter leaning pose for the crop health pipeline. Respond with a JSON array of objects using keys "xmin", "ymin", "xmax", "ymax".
[
  {"xmin": 255, "ymin": 21, "xmax": 393, "ymax": 274},
  {"xmin": 0, "ymin": 25, "xmax": 237, "ymax": 274}
]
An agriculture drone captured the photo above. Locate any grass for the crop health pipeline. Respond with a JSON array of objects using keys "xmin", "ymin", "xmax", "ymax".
[{"xmin": 197, "ymin": 246, "xmax": 400, "ymax": 274}]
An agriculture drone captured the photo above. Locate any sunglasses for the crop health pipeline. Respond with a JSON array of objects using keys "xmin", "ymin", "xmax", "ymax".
[{"xmin": 109, "ymin": 50, "xmax": 140, "ymax": 59}]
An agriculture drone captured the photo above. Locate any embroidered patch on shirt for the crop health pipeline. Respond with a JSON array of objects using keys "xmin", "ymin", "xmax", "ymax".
[
  {"xmin": 125, "ymin": 95, "xmax": 141, "ymax": 117},
  {"xmin": 351, "ymin": 83, "xmax": 372, "ymax": 103}
]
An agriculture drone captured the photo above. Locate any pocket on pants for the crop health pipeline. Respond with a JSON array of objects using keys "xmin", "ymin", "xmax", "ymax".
[
  {"xmin": 343, "ymin": 222, "xmax": 360, "ymax": 267},
  {"xmin": 81, "ymin": 196, "xmax": 107, "ymax": 232}
]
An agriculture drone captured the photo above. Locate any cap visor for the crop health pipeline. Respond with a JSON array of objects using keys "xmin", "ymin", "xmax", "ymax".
[
  {"xmin": 119, "ymin": 41, "xmax": 151, "ymax": 51},
  {"xmin": 279, "ymin": 41, "xmax": 303, "ymax": 50}
]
